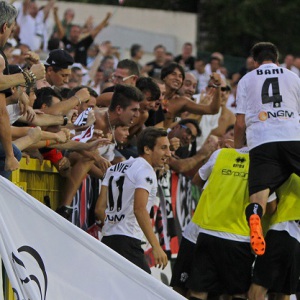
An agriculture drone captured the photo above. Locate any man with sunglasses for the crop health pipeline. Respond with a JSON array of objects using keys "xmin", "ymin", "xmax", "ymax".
[
  {"xmin": 166, "ymin": 119, "xmax": 217, "ymax": 177},
  {"xmin": 167, "ymin": 119, "xmax": 199, "ymax": 156}
]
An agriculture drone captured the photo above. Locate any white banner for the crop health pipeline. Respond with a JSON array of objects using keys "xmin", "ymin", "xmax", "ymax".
[
  {"xmin": 74, "ymin": 107, "xmax": 92, "ymax": 126},
  {"xmin": 0, "ymin": 177, "xmax": 184, "ymax": 300},
  {"xmin": 72, "ymin": 125, "xmax": 94, "ymax": 143}
]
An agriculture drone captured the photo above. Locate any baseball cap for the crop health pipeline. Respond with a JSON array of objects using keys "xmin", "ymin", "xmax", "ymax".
[
  {"xmin": 71, "ymin": 63, "xmax": 88, "ymax": 75},
  {"xmin": 44, "ymin": 49, "xmax": 74, "ymax": 69},
  {"xmin": 11, "ymin": 48, "xmax": 21, "ymax": 56}
]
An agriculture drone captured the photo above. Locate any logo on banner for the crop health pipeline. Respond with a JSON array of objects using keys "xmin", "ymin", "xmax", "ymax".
[{"xmin": 11, "ymin": 245, "xmax": 48, "ymax": 300}]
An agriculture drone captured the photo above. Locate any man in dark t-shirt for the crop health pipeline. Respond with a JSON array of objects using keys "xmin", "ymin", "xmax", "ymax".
[
  {"xmin": 62, "ymin": 26, "xmax": 93, "ymax": 66},
  {"xmin": 174, "ymin": 42, "xmax": 195, "ymax": 71},
  {"xmin": 145, "ymin": 44, "xmax": 167, "ymax": 79},
  {"xmin": 54, "ymin": 9, "xmax": 111, "ymax": 66}
]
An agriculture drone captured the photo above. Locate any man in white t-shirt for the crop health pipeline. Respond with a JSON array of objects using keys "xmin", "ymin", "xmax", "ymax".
[
  {"xmin": 95, "ymin": 127, "xmax": 171, "ymax": 273},
  {"xmin": 234, "ymin": 42, "xmax": 300, "ymax": 256},
  {"xmin": 15, "ymin": 0, "xmax": 55, "ymax": 52}
]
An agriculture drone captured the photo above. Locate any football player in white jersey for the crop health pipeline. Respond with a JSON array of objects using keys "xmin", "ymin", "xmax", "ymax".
[
  {"xmin": 95, "ymin": 127, "xmax": 171, "ymax": 273},
  {"xmin": 234, "ymin": 42, "xmax": 300, "ymax": 256}
]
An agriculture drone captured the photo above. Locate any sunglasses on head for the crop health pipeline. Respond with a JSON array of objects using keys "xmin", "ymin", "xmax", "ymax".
[
  {"xmin": 180, "ymin": 124, "xmax": 196, "ymax": 142},
  {"xmin": 207, "ymin": 85, "xmax": 231, "ymax": 92},
  {"xmin": 221, "ymin": 86, "xmax": 231, "ymax": 92}
]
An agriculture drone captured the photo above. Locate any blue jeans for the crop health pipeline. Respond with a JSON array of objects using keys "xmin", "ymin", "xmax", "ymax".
[{"xmin": 0, "ymin": 143, "xmax": 22, "ymax": 179}]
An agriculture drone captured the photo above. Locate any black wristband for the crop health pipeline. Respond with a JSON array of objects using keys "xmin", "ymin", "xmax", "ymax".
[{"xmin": 63, "ymin": 115, "xmax": 68, "ymax": 126}]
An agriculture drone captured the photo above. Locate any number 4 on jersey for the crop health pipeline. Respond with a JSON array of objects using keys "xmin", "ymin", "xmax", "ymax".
[{"xmin": 261, "ymin": 77, "xmax": 282, "ymax": 108}]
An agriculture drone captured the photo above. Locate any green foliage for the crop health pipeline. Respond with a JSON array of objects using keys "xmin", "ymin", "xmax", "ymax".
[
  {"xmin": 62, "ymin": 0, "xmax": 300, "ymax": 58},
  {"xmin": 62, "ymin": 0, "xmax": 197, "ymax": 12},
  {"xmin": 199, "ymin": 0, "xmax": 300, "ymax": 58}
]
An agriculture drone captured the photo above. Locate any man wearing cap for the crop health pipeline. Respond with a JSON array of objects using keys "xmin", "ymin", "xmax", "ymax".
[
  {"xmin": 69, "ymin": 63, "xmax": 88, "ymax": 87},
  {"xmin": 44, "ymin": 49, "xmax": 74, "ymax": 91}
]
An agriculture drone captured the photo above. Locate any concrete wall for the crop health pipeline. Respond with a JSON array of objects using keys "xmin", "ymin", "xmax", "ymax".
[{"xmin": 37, "ymin": 1, "xmax": 197, "ymax": 63}]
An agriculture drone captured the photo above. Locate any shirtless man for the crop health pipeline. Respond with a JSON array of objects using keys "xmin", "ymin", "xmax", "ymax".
[
  {"xmin": 94, "ymin": 84, "xmax": 143, "ymax": 137},
  {"xmin": 160, "ymin": 62, "xmax": 221, "ymax": 129},
  {"xmin": 128, "ymin": 77, "xmax": 161, "ymax": 138},
  {"xmin": 117, "ymin": 77, "xmax": 161, "ymax": 158}
]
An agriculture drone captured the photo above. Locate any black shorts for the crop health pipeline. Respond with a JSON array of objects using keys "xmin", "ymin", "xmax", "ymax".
[
  {"xmin": 186, "ymin": 233, "xmax": 255, "ymax": 295},
  {"xmin": 252, "ymin": 229, "xmax": 300, "ymax": 295},
  {"xmin": 249, "ymin": 141, "xmax": 300, "ymax": 196},
  {"xmin": 102, "ymin": 235, "xmax": 151, "ymax": 274},
  {"xmin": 170, "ymin": 236, "xmax": 196, "ymax": 289}
]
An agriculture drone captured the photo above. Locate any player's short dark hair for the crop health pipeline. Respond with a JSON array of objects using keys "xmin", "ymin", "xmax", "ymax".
[
  {"xmin": 130, "ymin": 44, "xmax": 142, "ymax": 58},
  {"xmin": 154, "ymin": 44, "xmax": 166, "ymax": 52},
  {"xmin": 117, "ymin": 59, "xmax": 140, "ymax": 76},
  {"xmin": 251, "ymin": 42, "xmax": 279, "ymax": 64},
  {"xmin": 60, "ymin": 87, "xmax": 71, "ymax": 99},
  {"xmin": 160, "ymin": 62, "xmax": 185, "ymax": 82},
  {"xmin": 34, "ymin": 87, "xmax": 62, "ymax": 109},
  {"xmin": 136, "ymin": 77, "xmax": 161, "ymax": 101},
  {"xmin": 109, "ymin": 84, "xmax": 143, "ymax": 111},
  {"xmin": 137, "ymin": 127, "xmax": 168, "ymax": 155},
  {"xmin": 183, "ymin": 42, "xmax": 193, "ymax": 48},
  {"xmin": 68, "ymin": 85, "xmax": 98, "ymax": 98}
]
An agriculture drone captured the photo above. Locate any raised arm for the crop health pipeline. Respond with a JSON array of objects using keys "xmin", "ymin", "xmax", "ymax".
[
  {"xmin": 182, "ymin": 73, "xmax": 221, "ymax": 115},
  {"xmin": 234, "ymin": 113, "xmax": 246, "ymax": 148},
  {"xmin": 41, "ymin": 88, "xmax": 90, "ymax": 115},
  {"xmin": 22, "ymin": 0, "xmax": 30, "ymax": 15},
  {"xmin": 88, "ymin": 44, "xmax": 105, "ymax": 80},
  {"xmin": 90, "ymin": 12, "xmax": 112, "ymax": 40},
  {"xmin": 0, "ymin": 56, "xmax": 45, "ymax": 91},
  {"xmin": 96, "ymin": 92, "xmax": 113, "ymax": 107},
  {"xmin": 53, "ymin": 6, "xmax": 65, "ymax": 40},
  {"xmin": 42, "ymin": 0, "xmax": 56, "ymax": 21}
]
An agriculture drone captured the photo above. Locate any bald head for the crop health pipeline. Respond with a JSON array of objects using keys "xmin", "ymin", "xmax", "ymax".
[{"xmin": 179, "ymin": 72, "xmax": 197, "ymax": 98}]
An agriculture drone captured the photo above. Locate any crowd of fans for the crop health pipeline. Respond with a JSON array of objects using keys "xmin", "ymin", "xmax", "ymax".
[{"xmin": 0, "ymin": 1, "xmax": 300, "ymax": 300}]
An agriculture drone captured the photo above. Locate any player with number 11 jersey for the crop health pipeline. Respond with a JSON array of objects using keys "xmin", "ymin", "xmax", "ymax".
[
  {"xmin": 101, "ymin": 157, "xmax": 157, "ymax": 240},
  {"xmin": 95, "ymin": 127, "xmax": 170, "ymax": 272}
]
